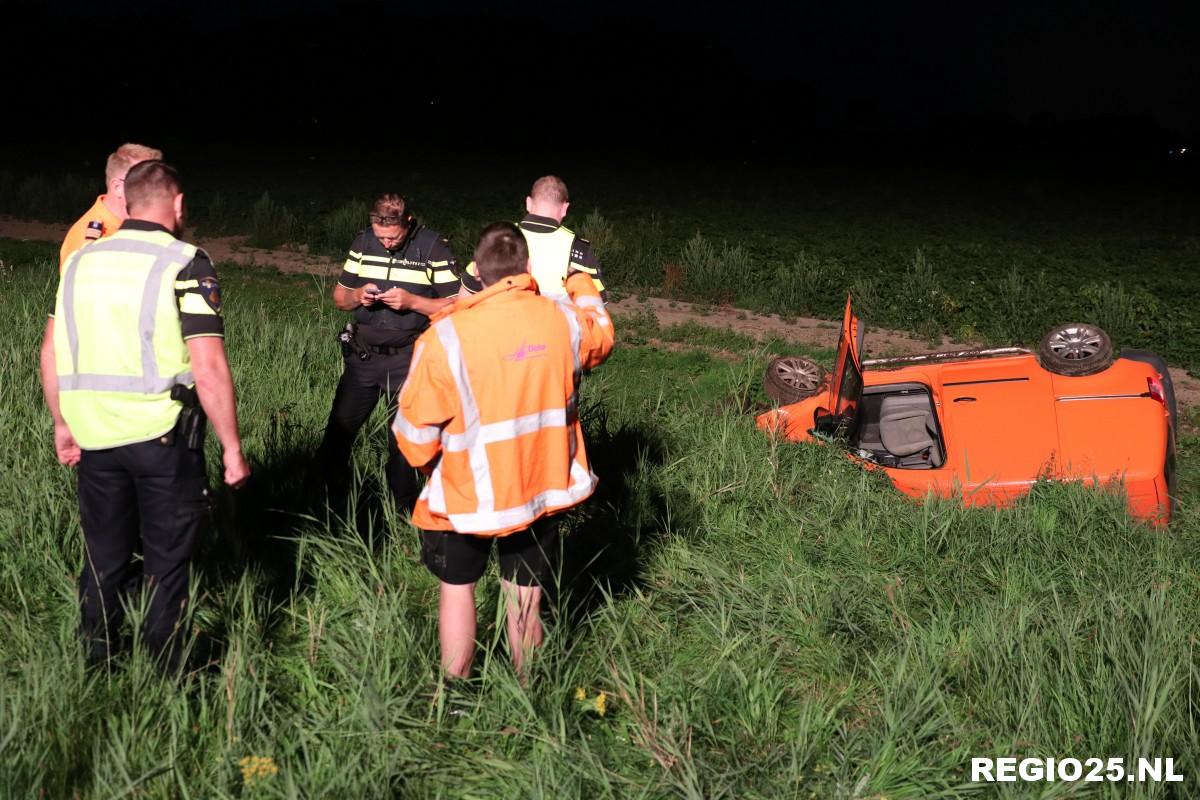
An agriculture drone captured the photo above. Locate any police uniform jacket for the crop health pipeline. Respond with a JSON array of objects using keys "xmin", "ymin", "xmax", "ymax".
[{"xmin": 337, "ymin": 226, "xmax": 460, "ymax": 347}]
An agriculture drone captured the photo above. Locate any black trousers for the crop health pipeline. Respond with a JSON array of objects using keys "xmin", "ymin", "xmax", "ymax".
[
  {"xmin": 77, "ymin": 433, "xmax": 208, "ymax": 669},
  {"xmin": 316, "ymin": 347, "xmax": 419, "ymax": 512}
]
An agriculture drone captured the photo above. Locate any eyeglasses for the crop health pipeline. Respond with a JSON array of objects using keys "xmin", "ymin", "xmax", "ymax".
[{"xmin": 370, "ymin": 213, "xmax": 402, "ymax": 226}]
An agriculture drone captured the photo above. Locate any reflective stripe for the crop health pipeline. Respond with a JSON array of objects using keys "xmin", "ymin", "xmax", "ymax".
[
  {"xmin": 74, "ymin": 239, "xmax": 181, "ymax": 259},
  {"xmin": 426, "ymin": 462, "xmax": 447, "ymax": 513},
  {"xmin": 360, "ymin": 254, "xmax": 394, "ymax": 264},
  {"xmin": 442, "ymin": 461, "xmax": 596, "ymax": 533},
  {"xmin": 556, "ymin": 302, "xmax": 583, "ymax": 466},
  {"xmin": 390, "ymin": 267, "xmax": 431, "ymax": 284},
  {"xmin": 179, "ymin": 293, "xmax": 216, "ymax": 315},
  {"xmin": 62, "ymin": 248, "xmax": 82, "ymax": 375},
  {"xmin": 394, "ymin": 414, "xmax": 441, "ymax": 444},
  {"xmin": 434, "ymin": 318, "xmax": 494, "ymax": 512},
  {"xmin": 174, "ymin": 278, "xmax": 200, "ymax": 290},
  {"xmin": 59, "ymin": 371, "xmax": 194, "ymax": 393},
  {"xmin": 444, "ymin": 408, "xmax": 568, "ymax": 452},
  {"xmin": 431, "ymin": 270, "xmax": 460, "ymax": 284},
  {"xmin": 574, "ymin": 293, "xmax": 611, "ymax": 325},
  {"xmin": 140, "ymin": 241, "xmax": 190, "ymax": 382},
  {"xmin": 557, "ymin": 302, "xmax": 583, "ymax": 384},
  {"xmin": 342, "ymin": 259, "xmax": 360, "ymax": 275},
  {"xmin": 429, "ymin": 260, "xmax": 450, "ymax": 267},
  {"xmin": 392, "ymin": 343, "xmax": 443, "ymax": 444},
  {"xmin": 359, "ymin": 264, "xmax": 389, "ymax": 280},
  {"xmin": 348, "ymin": 250, "xmax": 363, "ymax": 260},
  {"xmin": 356, "ymin": 264, "xmax": 434, "ymax": 284}
]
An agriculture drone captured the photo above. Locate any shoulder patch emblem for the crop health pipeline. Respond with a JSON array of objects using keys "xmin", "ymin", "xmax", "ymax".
[{"xmin": 199, "ymin": 277, "xmax": 222, "ymax": 312}]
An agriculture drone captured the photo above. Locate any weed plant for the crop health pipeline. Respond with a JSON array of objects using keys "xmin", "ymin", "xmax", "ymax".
[
  {"xmin": 579, "ymin": 210, "xmax": 668, "ymax": 292},
  {"xmin": 1, "ymin": 242, "xmax": 1198, "ymax": 796},
  {"xmin": 247, "ymin": 192, "xmax": 301, "ymax": 250},
  {"xmin": 312, "ymin": 200, "xmax": 370, "ymax": 256}
]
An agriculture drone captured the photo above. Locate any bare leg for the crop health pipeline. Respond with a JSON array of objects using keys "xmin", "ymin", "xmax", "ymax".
[
  {"xmin": 438, "ymin": 581, "xmax": 477, "ymax": 678},
  {"xmin": 500, "ymin": 578, "xmax": 543, "ymax": 678}
]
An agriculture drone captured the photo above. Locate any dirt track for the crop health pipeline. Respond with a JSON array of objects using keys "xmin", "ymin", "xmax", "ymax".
[{"xmin": 5, "ymin": 216, "xmax": 1197, "ymax": 412}]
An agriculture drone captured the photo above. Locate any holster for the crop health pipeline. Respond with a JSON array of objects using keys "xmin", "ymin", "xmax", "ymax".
[
  {"xmin": 170, "ymin": 384, "xmax": 208, "ymax": 451},
  {"xmin": 338, "ymin": 322, "xmax": 371, "ymax": 361}
]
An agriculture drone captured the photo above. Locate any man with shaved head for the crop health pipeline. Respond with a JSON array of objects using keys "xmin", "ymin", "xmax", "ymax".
[
  {"xmin": 59, "ymin": 142, "xmax": 163, "ymax": 270},
  {"xmin": 41, "ymin": 159, "xmax": 249, "ymax": 672},
  {"xmin": 460, "ymin": 175, "xmax": 608, "ymax": 301}
]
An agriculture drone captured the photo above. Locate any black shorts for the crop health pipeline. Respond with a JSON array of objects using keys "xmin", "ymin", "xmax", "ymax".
[{"xmin": 421, "ymin": 517, "xmax": 560, "ymax": 587}]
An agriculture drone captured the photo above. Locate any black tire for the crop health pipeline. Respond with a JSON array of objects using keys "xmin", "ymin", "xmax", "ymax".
[
  {"xmin": 764, "ymin": 356, "xmax": 826, "ymax": 404},
  {"xmin": 1122, "ymin": 349, "xmax": 1178, "ymax": 433},
  {"xmin": 1037, "ymin": 323, "xmax": 1114, "ymax": 377}
]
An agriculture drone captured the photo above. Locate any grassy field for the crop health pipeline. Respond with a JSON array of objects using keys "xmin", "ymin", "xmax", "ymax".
[
  {"xmin": 1, "ymin": 233, "xmax": 1199, "ymax": 797},
  {"xmin": 3, "ymin": 164, "xmax": 1199, "ymax": 369}
]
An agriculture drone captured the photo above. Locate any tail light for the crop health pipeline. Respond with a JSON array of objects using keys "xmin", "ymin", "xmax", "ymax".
[{"xmin": 1147, "ymin": 376, "xmax": 1165, "ymax": 405}]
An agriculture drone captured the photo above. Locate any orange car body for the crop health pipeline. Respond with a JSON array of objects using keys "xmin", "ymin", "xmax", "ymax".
[{"xmin": 757, "ymin": 299, "xmax": 1177, "ymax": 525}]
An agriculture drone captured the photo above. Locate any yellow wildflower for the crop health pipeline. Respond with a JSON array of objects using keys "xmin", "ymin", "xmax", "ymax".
[
  {"xmin": 239, "ymin": 755, "xmax": 279, "ymax": 786},
  {"xmin": 593, "ymin": 692, "xmax": 607, "ymax": 717},
  {"xmin": 575, "ymin": 687, "xmax": 587, "ymax": 701}
]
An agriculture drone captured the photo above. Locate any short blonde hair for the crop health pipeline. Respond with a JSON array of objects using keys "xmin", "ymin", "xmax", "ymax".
[
  {"xmin": 529, "ymin": 175, "xmax": 569, "ymax": 204},
  {"xmin": 106, "ymin": 143, "xmax": 163, "ymax": 184}
]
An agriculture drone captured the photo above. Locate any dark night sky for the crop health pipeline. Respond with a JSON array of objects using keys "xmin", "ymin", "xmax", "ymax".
[{"xmin": 4, "ymin": 0, "xmax": 1197, "ymax": 162}]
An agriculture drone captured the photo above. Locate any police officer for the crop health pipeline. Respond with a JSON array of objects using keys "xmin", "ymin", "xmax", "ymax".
[
  {"xmin": 316, "ymin": 193, "xmax": 461, "ymax": 513},
  {"xmin": 59, "ymin": 143, "xmax": 163, "ymax": 270},
  {"xmin": 460, "ymin": 175, "xmax": 607, "ymax": 301},
  {"xmin": 40, "ymin": 160, "xmax": 250, "ymax": 671}
]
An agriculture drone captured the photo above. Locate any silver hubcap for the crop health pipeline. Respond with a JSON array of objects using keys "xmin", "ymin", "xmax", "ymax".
[
  {"xmin": 1047, "ymin": 325, "xmax": 1104, "ymax": 360},
  {"xmin": 774, "ymin": 358, "xmax": 822, "ymax": 391}
]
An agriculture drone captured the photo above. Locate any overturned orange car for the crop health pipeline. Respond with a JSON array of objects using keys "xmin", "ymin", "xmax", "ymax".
[{"xmin": 757, "ymin": 298, "xmax": 1178, "ymax": 525}]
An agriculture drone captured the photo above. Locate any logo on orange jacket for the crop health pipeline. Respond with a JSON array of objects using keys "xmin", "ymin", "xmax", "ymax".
[{"xmin": 504, "ymin": 341, "xmax": 547, "ymax": 362}]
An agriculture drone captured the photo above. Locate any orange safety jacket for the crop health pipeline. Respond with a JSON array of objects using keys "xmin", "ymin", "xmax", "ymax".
[
  {"xmin": 394, "ymin": 271, "xmax": 614, "ymax": 536},
  {"xmin": 60, "ymin": 196, "xmax": 123, "ymax": 272}
]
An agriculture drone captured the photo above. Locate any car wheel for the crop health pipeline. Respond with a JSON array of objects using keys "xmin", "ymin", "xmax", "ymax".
[
  {"xmin": 1037, "ymin": 323, "xmax": 1114, "ymax": 376},
  {"xmin": 764, "ymin": 356, "xmax": 826, "ymax": 404}
]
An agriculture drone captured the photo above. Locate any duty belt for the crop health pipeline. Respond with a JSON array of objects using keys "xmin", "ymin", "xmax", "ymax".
[{"xmin": 365, "ymin": 342, "xmax": 412, "ymax": 355}]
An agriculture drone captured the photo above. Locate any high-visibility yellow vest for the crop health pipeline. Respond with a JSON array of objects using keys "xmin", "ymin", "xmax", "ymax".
[
  {"xmin": 54, "ymin": 227, "xmax": 201, "ymax": 449},
  {"xmin": 523, "ymin": 225, "xmax": 575, "ymax": 299}
]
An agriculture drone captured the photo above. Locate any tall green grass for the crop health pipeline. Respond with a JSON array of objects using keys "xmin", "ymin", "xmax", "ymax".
[
  {"xmin": 1, "ymin": 242, "xmax": 1198, "ymax": 796},
  {"xmin": 6, "ymin": 165, "xmax": 1198, "ymax": 364}
]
